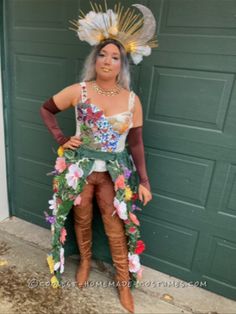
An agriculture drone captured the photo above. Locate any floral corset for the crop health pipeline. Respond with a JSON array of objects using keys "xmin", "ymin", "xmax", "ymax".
[{"xmin": 74, "ymin": 82, "xmax": 135, "ymax": 153}]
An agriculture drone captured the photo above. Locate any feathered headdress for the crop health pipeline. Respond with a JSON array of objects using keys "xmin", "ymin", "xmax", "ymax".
[{"xmin": 70, "ymin": 1, "xmax": 158, "ymax": 64}]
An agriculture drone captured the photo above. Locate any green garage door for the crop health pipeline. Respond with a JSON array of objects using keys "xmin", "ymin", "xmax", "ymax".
[{"xmin": 3, "ymin": 0, "xmax": 236, "ymax": 300}]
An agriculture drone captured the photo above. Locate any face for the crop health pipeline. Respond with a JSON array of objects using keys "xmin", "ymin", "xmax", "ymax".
[{"xmin": 95, "ymin": 43, "xmax": 121, "ymax": 81}]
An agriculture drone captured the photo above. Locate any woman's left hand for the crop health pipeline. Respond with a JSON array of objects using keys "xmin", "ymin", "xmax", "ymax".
[{"xmin": 138, "ymin": 184, "xmax": 152, "ymax": 206}]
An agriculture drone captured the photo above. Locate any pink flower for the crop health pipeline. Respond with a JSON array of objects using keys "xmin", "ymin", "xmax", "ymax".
[
  {"xmin": 128, "ymin": 226, "xmax": 137, "ymax": 234},
  {"xmin": 114, "ymin": 175, "xmax": 126, "ymax": 191},
  {"xmin": 137, "ymin": 267, "xmax": 143, "ymax": 280},
  {"xmin": 113, "ymin": 197, "xmax": 128, "ymax": 220},
  {"xmin": 129, "ymin": 212, "xmax": 140, "ymax": 226},
  {"xmin": 60, "ymin": 227, "xmax": 67, "ymax": 244},
  {"xmin": 128, "ymin": 253, "xmax": 141, "ymax": 273},
  {"xmin": 65, "ymin": 164, "xmax": 84, "ymax": 190},
  {"xmin": 74, "ymin": 194, "xmax": 82, "ymax": 206},
  {"xmin": 124, "ymin": 219, "xmax": 131, "ymax": 225},
  {"xmin": 55, "ymin": 157, "xmax": 67, "ymax": 173}
]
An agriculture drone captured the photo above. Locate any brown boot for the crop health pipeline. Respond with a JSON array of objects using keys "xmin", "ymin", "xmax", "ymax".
[
  {"xmin": 73, "ymin": 203, "xmax": 93, "ymax": 289},
  {"xmin": 102, "ymin": 214, "xmax": 134, "ymax": 314},
  {"xmin": 74, "ymin": 224, "xmax": 92, "ymax": 288}
]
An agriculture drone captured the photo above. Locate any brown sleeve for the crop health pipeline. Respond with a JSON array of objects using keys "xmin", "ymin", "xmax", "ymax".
[
  {"xmin": 40, "ymin": 97, "xmax": 70, "ymax": 145},
  {"xmin": 127, "ymin": 126, "xmax": 151, "ymax": 191}
]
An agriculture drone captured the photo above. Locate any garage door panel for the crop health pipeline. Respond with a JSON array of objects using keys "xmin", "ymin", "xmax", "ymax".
[
  {"xmin": 148, "ymin": 67, "xmax": 234, "ymax": 131},
  {"xmin": 14, "ymin": 54, "xmax": 69, "ymax": 99},
  {"xmin": 141, "ymin": 217, "xmax": 199, "ymax": 270},
  {"xmin": 157, "ymin": 0, "xmax": 236, "ymax": 56},
  {"xmin": 142, "ymin": 67, "xmax": 236, "ymax": 149},
  {"xmin": 145, "ymin": 122, "xmax": 236, "ymax": 151},
  {"xmin": 205, "ymin": 237, "xmax": 236, "ymax": 287},
  {"xmin": 16, "ymin": 156, "xmax": 53, "ymax": 187},
  {"xmin": 219, "ymin": 164, "xmax": 236, "ymax": 217},
  {"xmin": 9, "ymin": 0, "xmax": 78, "ymax": 45},
  {"xmin": 15, "ymin": 177, "xmax": 51, "ymax": 216},
  {"xmin": 147, "ymin": 150, "xmax": 214, "ymax": 207},
  {"xmin": 146, "ymin": 50, "xmax": 236, "ymax": 74},
  {"xmin": 11, "ymin": 41, "xmax": 88, "ymax": 61},
  {"xmin": 14, "ymin": 118, "xmax": 74, "ymax": 163},
  {"xmin": 161, "ymin": 0, "xmax": 236, "ymax": 36}
]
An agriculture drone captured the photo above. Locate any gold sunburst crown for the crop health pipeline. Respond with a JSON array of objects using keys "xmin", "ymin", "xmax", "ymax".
[{"xmin": 70, "ymin": 1, "xmax": 158, "ymax": 64}]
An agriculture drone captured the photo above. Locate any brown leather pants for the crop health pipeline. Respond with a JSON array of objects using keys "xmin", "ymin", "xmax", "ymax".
[{"xmin": 73, "ymin": 171, "xmax": 130, "ymax": 282}]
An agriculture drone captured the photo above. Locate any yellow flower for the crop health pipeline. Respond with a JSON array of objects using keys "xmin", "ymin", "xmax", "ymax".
[
  {"xmin": 125, "ymin": 186, "xmax": 133, "ymax": 201},
  {"xmin": 50, "ymin": 275, "xmax": 60, "ymax": 288},
  {"xmin": 47, "ymin": 254, "xmax": 54, "ymax": 274},
  {"xmin": 57, "ymin": 146, "xmax": 64, "ymax": 157}
]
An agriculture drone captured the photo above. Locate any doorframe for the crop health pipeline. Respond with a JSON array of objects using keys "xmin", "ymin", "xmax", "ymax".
[{"xmin": 0, "ymin": 0, "xmax": 11, "ymax": 221}]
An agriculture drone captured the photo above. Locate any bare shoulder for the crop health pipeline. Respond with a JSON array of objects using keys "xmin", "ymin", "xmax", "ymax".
[
  {"xmin": 134, "ymin": 93, "xmax": 142, "ymax": 107},
  {"xmin": 132, "ymin": 92, "xmax": 142, "ymax": 113},
  {"xmin": 132, "ymin": 92, "xmax": 143, "ymax": 127},
  {"xmin": 53, "ymin": 83, "xmax": 81, "ymax": 110}
]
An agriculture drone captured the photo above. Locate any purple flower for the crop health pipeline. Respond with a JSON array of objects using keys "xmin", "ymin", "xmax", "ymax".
[
  {"xmin": 131, "ymin": 204, "xmax": 137, "ymax": 211},
  {"xmin": 44, "ymin": 211, "xmax": 56, "ymax": 224},
  {"xmin": 123, "ymin": 167, "xmax": 132, "ymax": 179}
]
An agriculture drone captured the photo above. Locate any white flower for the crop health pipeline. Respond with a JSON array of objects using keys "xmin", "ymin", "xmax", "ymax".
[
  {"xmin": 77, "ymin": 10, "xmax": 118, "ymax": 45},
  {"xmin": 65, "ymin": 164, "xmax": 84, "ymax": 190},
  {"xmin": 48, "ymin": 195, "xmax": 57, "ymax": 215},
  {"xmin": 113, "ymin": 198, "xmax": 128, "ymax": 220},
  {"xmin": 54, "ymin": 262, "xmax": 60, "ymax": 271},
  {"xmin": 128, "ymin": 253, "xmax": 141, "ymax": 273},
  {"xmin": 60, "ymin": 247, "xmax": 65, "ymax": 274},
  {"xmin": 130, "ymin": 45, "xmax": 151, "ymax": 64}
]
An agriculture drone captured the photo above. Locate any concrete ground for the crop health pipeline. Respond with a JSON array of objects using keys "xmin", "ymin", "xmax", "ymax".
[{"xmin": 0, "ymin": 217, "xmax": 235, "ymax": 314}]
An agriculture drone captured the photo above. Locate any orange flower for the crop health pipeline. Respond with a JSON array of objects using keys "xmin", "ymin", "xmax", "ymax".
[
  {"xmin": 115, "ymin": 175, "xmax": 126, "ymax": 191},
  {"xmin": 129, "ymin": 212, "xmax": 140, "ymax": 226}
]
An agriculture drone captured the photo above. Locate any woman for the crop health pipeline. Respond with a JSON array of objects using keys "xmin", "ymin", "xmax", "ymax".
[{"xmin": 40, "ymin": 4, "xmax": 157, "ymax": 314}]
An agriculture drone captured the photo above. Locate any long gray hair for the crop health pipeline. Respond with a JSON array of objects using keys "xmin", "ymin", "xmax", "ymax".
[{"xmin": 80, "ymin": 39, "xmax": 131, "ymax": 90}]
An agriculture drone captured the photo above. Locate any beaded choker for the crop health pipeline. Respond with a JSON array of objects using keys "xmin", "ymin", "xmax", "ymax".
[{"xmin": 92, "ymin": 81, "xmax": 121, "ymax": 96}]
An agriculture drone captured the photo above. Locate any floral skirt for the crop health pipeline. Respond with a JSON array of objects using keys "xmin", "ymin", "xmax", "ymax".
[{"xmin": 45, "ymin": 145, "xmax": 145, "ymax": 288}]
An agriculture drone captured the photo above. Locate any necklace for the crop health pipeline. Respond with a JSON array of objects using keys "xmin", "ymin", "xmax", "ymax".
[{"xmin": 92, "ymin": 81, "xmax": 121, "ymax": 96}]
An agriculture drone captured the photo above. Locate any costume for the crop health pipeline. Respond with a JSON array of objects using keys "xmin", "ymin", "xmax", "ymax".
[
  {"xmin": 41, "ymin": 3, "xmax": 158, "ymax": 311},
  {"xmin": 45, "ymin": 82, "xmax": 144, "ymax": 288}
]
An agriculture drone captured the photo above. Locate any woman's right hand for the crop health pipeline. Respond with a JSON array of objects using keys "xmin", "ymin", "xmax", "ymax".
[{"xmin": 62, "ymin": 136, "xmax": 82, "ymax": 150}]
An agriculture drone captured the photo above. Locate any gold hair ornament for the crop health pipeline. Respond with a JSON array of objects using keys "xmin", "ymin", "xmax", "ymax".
[{"xmin": 70, "ymin": 1, "xmax": 158, "ymax": 64}]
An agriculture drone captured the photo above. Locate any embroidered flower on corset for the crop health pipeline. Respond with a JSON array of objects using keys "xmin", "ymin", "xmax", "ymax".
[{"xmin": 77, "ymin": 102, "xmax": 121, "ymax": 152}]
